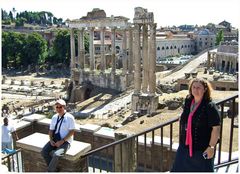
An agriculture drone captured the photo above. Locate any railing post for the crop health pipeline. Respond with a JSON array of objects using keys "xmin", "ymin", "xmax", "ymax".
[{"xmin": 114, "ymin": 132, "xmax": 137, "ymax": 172}]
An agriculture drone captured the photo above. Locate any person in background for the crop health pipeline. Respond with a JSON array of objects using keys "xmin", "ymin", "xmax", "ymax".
[
  {"xmin": 41, "ymin": 99, "xmax": 76, "ymax": 172},
  {"xmin": 2, "ymin": 117, "xmax": 19, "ymax": 151},
  {"xmin": 171, "ymin": 78, "xmax": 220, "ymax": 172}
]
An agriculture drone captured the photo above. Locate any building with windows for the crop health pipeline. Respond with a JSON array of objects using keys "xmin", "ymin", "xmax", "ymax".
[{"xmin": 191, "ymin": 29, "xmax": 216, "ymax": 52}]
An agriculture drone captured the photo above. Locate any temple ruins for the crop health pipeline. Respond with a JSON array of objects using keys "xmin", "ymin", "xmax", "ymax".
[{"xmin": 67, "ymin": 7, "xmax": 159, "ymax": 115}]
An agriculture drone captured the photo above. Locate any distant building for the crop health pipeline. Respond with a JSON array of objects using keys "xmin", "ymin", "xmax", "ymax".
[
  {"xmin": 215, "ymin": 40, "xmax": 238, "ymax": 73},
  {"xmin": 219, "ymin": 20, "xmax": 231, "ymax": 32},
  {"xmin": 191, "ymin": 29, "xmax": 216, "ymax": 52},
  {"xmin": 206, "ymin": 20, "xmax": 238, "ymax": 42}
]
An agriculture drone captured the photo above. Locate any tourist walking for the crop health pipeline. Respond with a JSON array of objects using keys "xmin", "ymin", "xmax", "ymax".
[
  {"xmin": 41, "ymin": 99, "xmax": 76, "ymax": 172},
  {"xmin": 2, "ymin": 117, "xmax": 19, "ymax": 151},
  {"xmin": 171, "ymin": 78, "xmax": 220, "ymax": 172}
]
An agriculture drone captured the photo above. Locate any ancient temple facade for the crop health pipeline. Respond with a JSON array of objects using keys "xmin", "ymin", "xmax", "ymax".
[
  {"xmin": 131, "ymin": 7, "xmax": 159, "ymax": 115},
  {"xmin": 68, "ymin": 7, "xmax": 158, "ymax": 115},
  {"xmin": 67, "ymin": 8, "xmax": 134, "ymax": 102},
  {"xmin": 208, "ymin": 40, "xmax": 238, "ymax": 74}
]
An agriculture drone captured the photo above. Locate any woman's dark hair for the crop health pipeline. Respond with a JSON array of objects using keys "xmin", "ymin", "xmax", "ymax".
[{"xmin": 188, "ymin": 78, "xmax": 212, "ymax": 101}]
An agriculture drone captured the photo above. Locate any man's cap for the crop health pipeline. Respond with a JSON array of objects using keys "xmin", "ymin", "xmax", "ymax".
[{"xmin": 55, "ymin": 99, "xmax": 66, "ymax": 106}]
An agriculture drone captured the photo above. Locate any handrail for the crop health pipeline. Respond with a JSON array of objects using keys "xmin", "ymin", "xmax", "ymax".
[
  {"xmin": 82, "ymin": 117, "xmax": 179, "ymax": 157},
  {"xmin": 1, "ymin": 149, "xmax": 21, "ymax": 160},
  {"xmin": 83, "ymin": 94, "xmax": 238, "ymax": 158},
  {"xmin": 214, "ymin": 158, "xmax": 238, "ymax": 169}
]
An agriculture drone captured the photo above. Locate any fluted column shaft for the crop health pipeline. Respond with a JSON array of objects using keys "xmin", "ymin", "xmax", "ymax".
[
  {"xmin": 89, "ymin": 27, "xmax": 95, "ymax": 71},
  {"xmin": 122, "ymin": 28, "xmax": 127, "ymax": 75},
  {"xmin": 142, "ymin": 24, "xmax": 149, "ymax": 93},
  {"xmin": 70, "ymin": 28, "xmax": 76, "ymax": 69},
  {"xmin": 78, "ymin": 28, "xmax": 85, "ymax": 69},
  {"xmin": 128, "ymin": 28, "xmax": 133, "ymax": 73},
  {"xmin": 100, "ymin": 27, "xmax": 106, "ymax": 72},
  {"xmin": 149, "ymin": 23, "xmax": 156, "ymax": 94},
  {"xmin": 111, "ymin": 27, "xmax": 116, "ymax": 73},
  {"xmin": 133, "ymin": 24, "xmax": 141, "ymax": 94}
]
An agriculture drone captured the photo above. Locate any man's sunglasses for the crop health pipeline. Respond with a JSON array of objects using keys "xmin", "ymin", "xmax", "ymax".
[{"xmin": 56, "ymin": 106, "xmax": 63, "ymax": 109}]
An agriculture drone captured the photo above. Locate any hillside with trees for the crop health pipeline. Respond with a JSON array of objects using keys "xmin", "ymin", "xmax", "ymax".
[{"xmin": 2, "ymin": 9, "xmax": 63, "ymax": 27}]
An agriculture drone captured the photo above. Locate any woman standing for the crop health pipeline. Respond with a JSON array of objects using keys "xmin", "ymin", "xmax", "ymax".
[{"xmin": 171, "ymin": 78, "xmax": 220, "ymax": 172}]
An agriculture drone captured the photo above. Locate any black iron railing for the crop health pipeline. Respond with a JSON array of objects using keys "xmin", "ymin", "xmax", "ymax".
[
  {"xmin": 1, "ymin": 149, "xmax": 23, "ymax": 172},
  {"xmin": 1, "ymin": 94, "xmax": 238, "ymax": 172},
  {"xmin": 82, "ymin": 94, "xmax": 238, "ymax": 172}
]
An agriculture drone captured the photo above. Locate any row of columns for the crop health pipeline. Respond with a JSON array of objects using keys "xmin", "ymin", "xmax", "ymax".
[
  {"xmin": 208, "ymin": 52, "xmax": 238, "ymax": 73},
  {"xmin": 215, "ymin": 54, "xmax": 238, "ymax": 73},
  {"xmin": 133, "ymin": 23, "xmax": 157, "ymax": 95},
  {"xmin": 70, "ymin": 27, "xmax": 134, "ymax": 75}
]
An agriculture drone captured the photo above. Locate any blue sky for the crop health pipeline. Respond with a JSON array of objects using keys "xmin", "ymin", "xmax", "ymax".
[{"xmin": 1, "ymin": 0, "xmax": 240, "ymax": 28}]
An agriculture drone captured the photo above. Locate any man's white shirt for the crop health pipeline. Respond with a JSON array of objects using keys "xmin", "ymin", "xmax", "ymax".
[{"xmin": 50, "ymin": 112, "xmax": 76, "ymax": 143}]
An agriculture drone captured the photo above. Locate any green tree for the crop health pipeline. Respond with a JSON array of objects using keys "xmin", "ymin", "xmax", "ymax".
[
  {"xmin": 2, "ymin": 31, "xmax": 26, "ymax": 68},
  {"xmin": 22, "ymin": 32, "xmax": 47, "ymax": 66},
  {"xmin": 49, "ymin": 29, "xmax": 70, "ymax": 65},
  {"xmin": 9, "ymin": 11, "xmax": 13, "ymax": 21},
  {"xmin": 2, "ymin": 9, "xmax": 9, "ymax": 20},
  {"xmin": 15, "ymin": 17, "xmax": 26, "ymax": 27},
  {"xmin": 216, "ymin": 30, "xmax": 224, "ymax": 45}
]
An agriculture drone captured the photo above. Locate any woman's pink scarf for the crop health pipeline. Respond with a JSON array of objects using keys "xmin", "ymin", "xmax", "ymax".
[{"xmin": 185, "ymin": 98, "xmax": 202, "ymax": 157}]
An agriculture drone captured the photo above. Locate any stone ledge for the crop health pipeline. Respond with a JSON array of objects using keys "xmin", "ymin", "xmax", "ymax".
[
  {"xmin": 12, "ymin": 119, "xmax": 31, "ymax": 130},
  {"xmin": 79, "ymin": 123, "xmax": 101, "ymax": 133},
  {"xmin": 16, "ymin": 132, "xmax": 91, "ymax": 161},
  {"xmin": 22, "ymin": 113, "xmax": 46, "ymax": 122},
  {"xmin": 94, "ymin": 127, "xmax": 115, "ymax": 139}
]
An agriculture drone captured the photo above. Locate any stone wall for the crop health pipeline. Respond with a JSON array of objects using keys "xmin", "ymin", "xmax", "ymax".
[
  {"xmin": 13, "ymin": 114, "xmax": 177, "ymax": 172},
  {"xmin": 16, "ymin": 133, "xmax": 91, "ymax": 172},
  {"xmin": 176, "ymin": 78, "xmax": 238, "ymax": 91}
]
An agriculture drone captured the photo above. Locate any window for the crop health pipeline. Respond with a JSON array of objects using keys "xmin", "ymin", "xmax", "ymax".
[
  {"xmin": 162, "ymin": 47, "xmax": 165, "ymax": 50},
  {"xmin": 166, "ymin": 46, "xmax": 169, "ymax": 50},
  {"xmin": 157, "ymin": 47, "xmax": 160, "ymax": 50}
]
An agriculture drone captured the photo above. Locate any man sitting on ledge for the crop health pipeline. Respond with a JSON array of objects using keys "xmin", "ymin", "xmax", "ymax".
[{"xmin": 41, "ymin": 99, "xmax": 76, "ymax": 172}]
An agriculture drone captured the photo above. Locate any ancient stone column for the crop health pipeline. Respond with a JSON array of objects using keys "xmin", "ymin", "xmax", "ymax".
[
  {"xmin": 133, "ymin": 24, "xmax": 141, "ymax": 94},
  {"xmin": 149, "ymin": 23, "xmax": 157, "ymax": 95},
  {"xmin": 128, "ymin": 27, "xmax": 133, "ymax": 73},
  {"xmin": 223, "ymin": 58, "xmax": 227, "ymax": 73},
  {"xmin": 142, "ymin": 24, "xmax": 149, "ymax": 93},
  {"xmin": 35, "ymin": 65, "xmax": 39, "ymax": 75},
  {"xmin": 122, "ymin": 28, "xmax": 127, "ymax": 75},
  {"xmin": 78, "ymin": 28, "xmax": 85, "ymax": 69},
  {"xmin": 70, "ymin": 28, "xmax": 76, "ymax": 69},
  {"xmin": 207, "ymin": 51, "xmax": 211, "ymax": 69},
  {"xmin": 2, "ymin": 75, "xmax": 6, "ymax": 84},
  {"xmin": 100, "ymin": 27, "xmax": 106, "ymax": 72},
  {"xmin": 111, "ymin": 27, "xmax": 116, "ymax": 73},
  {"xmin": 89, "ymin": 27, "xmax": 95, "ymax": 71}
]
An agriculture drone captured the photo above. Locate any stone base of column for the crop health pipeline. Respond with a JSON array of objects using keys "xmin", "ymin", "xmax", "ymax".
[{"xmin": 132, "ymin": 94, "xmax": 158, "ymax": 116}]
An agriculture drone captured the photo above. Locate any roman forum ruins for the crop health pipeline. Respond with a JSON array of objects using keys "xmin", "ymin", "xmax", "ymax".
[{"xmin": 67, "ymin": 7, "xmax": 158, "ymax": 115}]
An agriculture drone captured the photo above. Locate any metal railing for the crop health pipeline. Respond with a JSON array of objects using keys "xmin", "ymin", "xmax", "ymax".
[
  {"xmin": 82, "ymin": 94, "xmax": 238, "ymax": 172},
  {"xmin": 1, "ymin": 149, "xmax": 23, "ymax": 172},
  {"xmin": 1, "ymin": 94, "xmax": 237, "ymax": 172}
]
